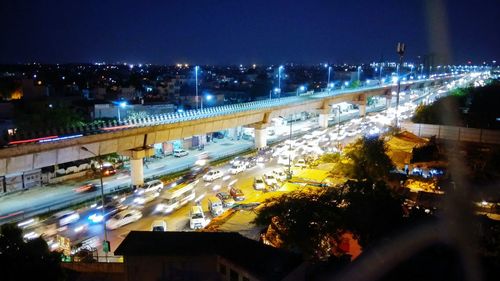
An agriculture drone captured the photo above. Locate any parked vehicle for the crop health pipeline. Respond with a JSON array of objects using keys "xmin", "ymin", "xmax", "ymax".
[
  {"xmin": 189, "ymin": 206, "xmax": 206, "ymax": 230},
  {"xmin": 151, "ymin": 220, "xmax": 167, "ymax": 232},
  {"xmin": 106, "ymin": 210, "xmax": 142, "ymax": 230},
  {"xmin": 253, "ymin": 177, "xmax": 266, "ymax": 190},
  {"xmin": 273, "ymin": 170, "xmax": 287, "ymax": 182},
  {"xmin": 216, "ymin": 192, "xmax": 235, "ymax": 208},
  {"xmin": 263, "ymin": 174, "xmax": 278, "ymax": 186},
  {"xmin": 207, "ymin": 196, "xmax": 224, "ymax": 217},
  {"xmin": 229, "ymin": 186, "xmax": 245, "ymax": 201},
  {"xmin": 295, "ymin": 159, "xmax": 307, "ymax": 168}
]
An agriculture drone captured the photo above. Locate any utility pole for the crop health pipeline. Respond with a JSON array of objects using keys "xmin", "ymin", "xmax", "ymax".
[{"xmin": 395, "ymin": 42, "xmax": 405, "ymax": 128}]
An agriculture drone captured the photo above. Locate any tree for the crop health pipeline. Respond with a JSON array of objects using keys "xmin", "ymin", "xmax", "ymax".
[
  {"xmin": 0, "ymin": 224, "xmax": 64, "ymax": 281},
  {"xmin": 342, "ymin": 180, "xmax": 404, "ymax": 248},
  {"xmin": 13, "ymin": 100, "xmax": 85, "ymax": 131},
  {"xmin": 320, "ymin": 153, "xmax": 340, "ymax": 164},
  {"xmin": 253, "ymin": 188, "xmax": 347, "ymax": 260},
  {"xmin": 340, "ymin": 136, "xmax": 395, "ymax": 183}
]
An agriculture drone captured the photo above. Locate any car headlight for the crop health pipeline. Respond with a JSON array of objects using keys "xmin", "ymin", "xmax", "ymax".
[{"xmin": 155, "ymin": 204, "xmax": 164, "ymax": 212}]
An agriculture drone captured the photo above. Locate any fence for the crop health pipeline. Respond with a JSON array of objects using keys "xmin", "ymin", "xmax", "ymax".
[{"xmin": 402, "ymin": 123, "xmax": 500, "ymax": 144}]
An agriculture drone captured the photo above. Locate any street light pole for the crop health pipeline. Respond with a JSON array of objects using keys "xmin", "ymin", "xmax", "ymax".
[
  {"xmin": 195, "ymin": 66, "xmax": 199, "ymax": 110},
  {"xmin": 279, "ymin": 116, "xmax": 292, "ymax": 179},
  {"xmin": 395, "ymin": 42, "xmax": 406, "ymax": 128},
  {"xmin": 337, "ymin": 105, "xmax": 341, "ymax": 150},
  {"xmin": 81, "ymin": 146, "xmax": 109, "ymax": 262},
  {"xmin": 278, "ymin": 66, "xmax": 284, "ymax": 99},
  {"xmin": 327, "ymin": 66, "xmax": 332, "ymax": 92}
]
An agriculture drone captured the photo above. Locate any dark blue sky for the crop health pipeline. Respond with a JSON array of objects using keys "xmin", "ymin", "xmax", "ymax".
[{"xmin": 0, "ymin": 0, "xmax": 498, "ymax": 64}]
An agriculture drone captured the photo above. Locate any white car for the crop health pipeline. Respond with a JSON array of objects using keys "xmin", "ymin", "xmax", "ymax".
[
  {"xmin": 263, "ymin": 174, "xmax": 278, "ymax": 186},
  {"xmin": 295, "ymin": 159, "xmax": 307, "ymax": 168},
  {"xmin": 273, "ymin": 170, "xmax": 287, "ymax": 182},
  {"xmin": 173, "ymin": 149, "xmax": 188, "ymax": 157},
  {"xmin": 203, "ymin": 170, "xmax": 223, "ymax": 182},
  {"xmin": 253, "ymin": 177, "xmax": 266, "ymax": 190},
  {"xmin": 229, "ymin": 164, "xmax": 246, "ymax": 175},
  {"xmin": 106, "ymin": 210, "xmax": 142, "ymax": 230},
  {"xmin": 133, "ymin": 191, "xmax": 160, "ymax": 205},
  {"xmin": 151, "ymin": 220, "xmax": 167, "ymax": 232},
  {"xmin": 277, "ymin": 154, "xmax": 294, "ymax": 166}
]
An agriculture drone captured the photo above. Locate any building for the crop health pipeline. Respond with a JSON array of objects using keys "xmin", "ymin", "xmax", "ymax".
[{"xmin": 115, "ymin": 231, "xmax": 304, "ymax": 281}]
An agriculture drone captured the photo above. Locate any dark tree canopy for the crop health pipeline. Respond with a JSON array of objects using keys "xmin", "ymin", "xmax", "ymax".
[
  {"xmin": 0, "ymin": 224, "xmax": 64, "ymax": 281},
  {"xmin": 340, "ymin": 136, "xmax": 395, "ymax": 182}
]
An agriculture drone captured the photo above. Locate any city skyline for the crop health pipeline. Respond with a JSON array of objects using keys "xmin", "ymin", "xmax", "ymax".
[{"xmin": 0, "ymin": 0, "xmax": 498, "ymax": 65}]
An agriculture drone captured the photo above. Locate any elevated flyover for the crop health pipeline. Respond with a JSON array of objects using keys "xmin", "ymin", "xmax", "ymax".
[{"xmin": 0, "ymin": 76, "xmax": 459, "ymax": 186}]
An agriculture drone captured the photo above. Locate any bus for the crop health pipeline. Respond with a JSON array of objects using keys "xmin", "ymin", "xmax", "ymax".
[{"xmin": 155, "ymin": 180, "xmax": 198, "ymax": 214}]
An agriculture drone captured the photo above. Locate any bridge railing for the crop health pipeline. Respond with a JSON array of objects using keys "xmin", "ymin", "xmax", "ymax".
[{"xmin": 1, "ymin": 76, "xmax": 456, "ymax": 147}]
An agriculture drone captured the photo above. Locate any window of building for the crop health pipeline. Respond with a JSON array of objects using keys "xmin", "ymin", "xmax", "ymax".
[
  {"xmin": 219, "ymin": 263, "xmax": 227, "ymax": 276},
  {"xmin": 229, "ymin": 269, "xmax": 238, "ymax": 281}
]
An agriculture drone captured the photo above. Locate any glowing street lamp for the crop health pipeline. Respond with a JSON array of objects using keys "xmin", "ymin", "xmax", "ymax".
[
  {"xmin": 116, "ymin": 101, "xmax": 128, "ymax": 123},
  {"xmin": 296, "ymin": 85, "xmax": 306, "ymax": 96}
]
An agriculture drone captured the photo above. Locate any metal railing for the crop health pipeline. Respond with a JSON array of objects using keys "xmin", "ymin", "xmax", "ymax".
[{"xmin": 2, "ymin": 76, "xmax": 457, "ymax": 146}]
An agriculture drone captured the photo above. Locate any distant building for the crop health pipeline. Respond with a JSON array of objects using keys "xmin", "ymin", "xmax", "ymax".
[{"xmin": 115, "ymin": 231, "xmax": 304, "ymax": 281}]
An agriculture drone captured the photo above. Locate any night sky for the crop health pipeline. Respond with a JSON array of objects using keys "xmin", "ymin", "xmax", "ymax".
[{"xmin": 0, "ymin": 0, "xmax": 498, "ymax": 65}]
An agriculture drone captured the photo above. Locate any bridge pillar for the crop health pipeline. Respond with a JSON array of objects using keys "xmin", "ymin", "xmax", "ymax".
[
  {"xmin": 119, "ymin": 147, "xmax": 155, "ymax": 188},
  {"xmin": 385, "ymin": 96, "xmax": 392, "ymax": 109},
  {"xmin": 130, "ymin": 158, "xmax": 144, "ymax": 188},
  {"xmin": 253, "ymin": 124, "xmax": 267, "ymax": 149},
  {"xmin": 359, "ymin": 102, "xmax": 367, "ymax": 117},
  {"xmin": 318, "ymin": 113, "xmax": 329, "ymax": 129}
]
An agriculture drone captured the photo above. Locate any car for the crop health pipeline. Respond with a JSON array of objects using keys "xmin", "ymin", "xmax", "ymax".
[
  {"xmin": 230, "ymin": 156, "xmax": 245, "ymax": 167},
  {"xmin": 106, "ymin": 210, "xmax": 142, "ymax": 230},
  {"xmin": 136, "ymin": 179, "xmax": 164, "ymax": 195},
  {"xmin": 133, "ymin": 190, "xmax": 160, "ymax": 205},
  {"xmin": 229, "ymin": 186, "xmax": 245, "ymax": 201},
  {"xmin": 245, "ymin": 157, "xmax": 258, "ymax": 168},
  {"xmin": 151, "ymin": 220, "xmax": 167, "ymax": 232},
  {"xmin": 75, "ymin": 183, "xmax": 97, "ymax": 193},
  {"xmin": 295, "ymin": 159, "xmax": 307, "ymax": 168},
  {"xmin": 173, "ymin": 149, "xmax": 188, "ymax": 157},
  {"xmin": 189, "ymin": 206, "xmax": 207, "ymax": 230},
  {"xmin": 273, "ymin": 170, "xmax": 287, "ymax": 182},
  {"xmin": 216, "ymin": 192, "xmax": 235, "ymax": 207},
  {"xmin": 203, "ymin": 170, "xmax": 223, "ymax": 182},
  {"xmin": 101, "ymin": 164, "xmax": 116, "ymax": 176},
  {"xmin": 229, "ymin": 163, "xmax": 246, "ymax": 175},
  {"xmin": 253, "ymin": 177, "xmax": 265, "ymax": 190},
  {"xmin": 277, "ymin": 154, "xmax": 292, "ymax": 166},
  {"xmin": 54, "ymin": 210, "xmax": 80, "ymax": 227},
  {"xmin": 263, "ymin": 174, "xmax": 278, "ymax": 186},
  {"xmin": 88, "ymin": 203, "xmax": 125, "ymax": 223}
]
